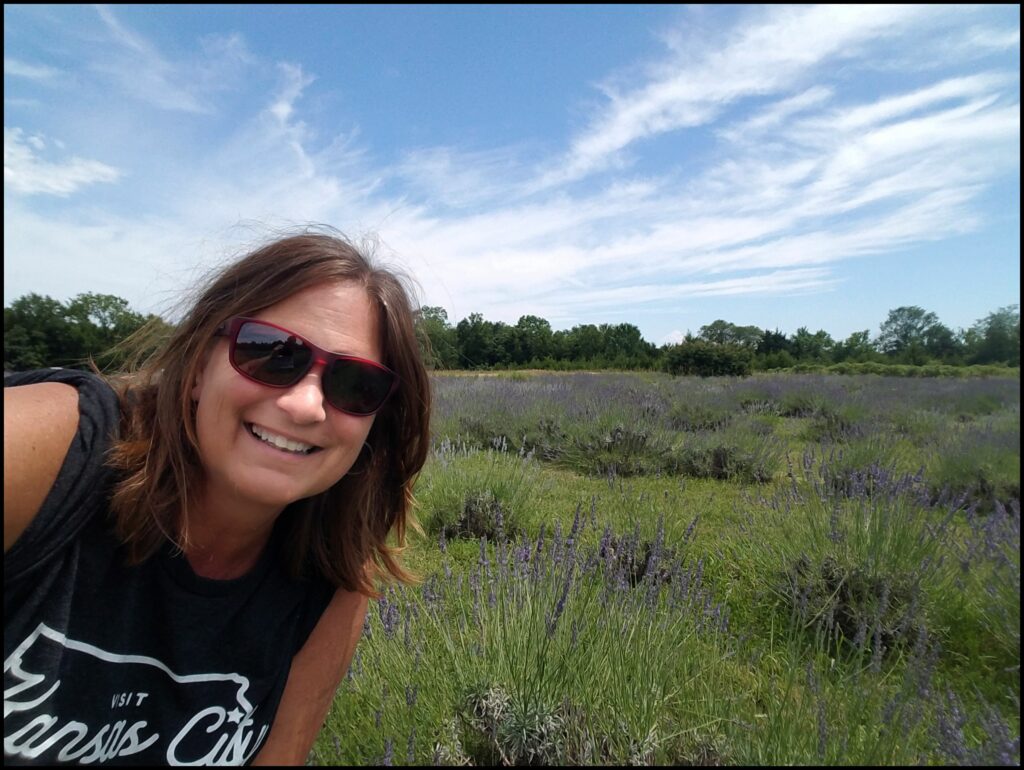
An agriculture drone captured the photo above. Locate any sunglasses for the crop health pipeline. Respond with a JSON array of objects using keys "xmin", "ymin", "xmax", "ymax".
[{"xmin": 215, "ymin": 317, "xmax": 399, "ymax": 416}]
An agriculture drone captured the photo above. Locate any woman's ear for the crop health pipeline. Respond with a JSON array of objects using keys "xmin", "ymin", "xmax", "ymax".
[{"xmin": 191, "ymin": 342, "xmax": 216, "ymax": 402}]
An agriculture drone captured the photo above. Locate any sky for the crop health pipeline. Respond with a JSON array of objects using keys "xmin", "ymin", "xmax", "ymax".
[{"xmin": 4, "ymin": 4, "xmax": 1020, "ymax": 346}]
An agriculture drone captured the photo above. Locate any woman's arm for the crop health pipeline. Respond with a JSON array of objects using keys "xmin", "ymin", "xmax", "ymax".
[
  {"xmin": 4, "ymin": 382, "xmax": 80, "ymax": 552},
  {"xmin": 251, "ymin": 587, "xmax": 370, "ymax": 765}
]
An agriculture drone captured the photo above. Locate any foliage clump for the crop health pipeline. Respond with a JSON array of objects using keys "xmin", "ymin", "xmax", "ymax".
[
  {"xmin": 440, "ymin": 490, "xmax": 511, "ymax": 543},
  {"xmin": 417, "ymin": 445, "xmax": 537, "ymax": 543},
  {"xmin": 783, "ymin": 554, "xmax": 924, "ymax": 659},
  {"xmin": 460, "ymin": 683, "xmax": 565, "ymax": 766},
  {"xmin": 562, "ymin": 424, "xmax": 670, "ymax": 478}
]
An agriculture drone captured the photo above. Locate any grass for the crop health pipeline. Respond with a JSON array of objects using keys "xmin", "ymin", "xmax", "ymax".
[{"xmin": 311, "ymin": 372, "xmax": 1020, "ymax": 766}]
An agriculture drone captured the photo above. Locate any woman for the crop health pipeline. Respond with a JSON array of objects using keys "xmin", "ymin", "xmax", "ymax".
[{"xmin": 3, "ymin": 231, "xmax": 431, "ymax": 765}]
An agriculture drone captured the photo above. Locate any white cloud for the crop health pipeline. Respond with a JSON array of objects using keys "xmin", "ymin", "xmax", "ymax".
[
  {"xmin": 955, "ymin": 25, "xmax": 1021, "ymax": 54},
  {"xmin": 718, "ymin": 86, "xmax": 834, "ymax": 144},
  {"xmin": 89, "ymin": 6, "xmax": 254, "ymax": 114},
  {"xmin": 543, "ymin": 5, "xmax": 934, "ymax": 186},
  {"xmin": 4, "ymin": 127, "xmax": 121, "ymax": 196},
  {"xmin": 269, "ymin": 62, "xmax": 315, "ymax": 126},
  {"xmin": 4, "ymin": 58, "xmax": 60, "ymax": 80}
]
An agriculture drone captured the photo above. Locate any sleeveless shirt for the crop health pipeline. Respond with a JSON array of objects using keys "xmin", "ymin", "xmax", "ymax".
[{"xmin": 3, "ymin": 368, "xmax": 334, "ymax": 765}]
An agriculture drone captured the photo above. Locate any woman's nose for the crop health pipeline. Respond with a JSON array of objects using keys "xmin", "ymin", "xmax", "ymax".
[{"xmin": 275, "ymin": 370, "xmax": 328, "ymax": 423}]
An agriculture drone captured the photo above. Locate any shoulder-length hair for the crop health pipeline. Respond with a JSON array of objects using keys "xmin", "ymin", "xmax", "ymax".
[{"xmin": 105, "ymin": 230, "xmax": 431, "ymax": 597}]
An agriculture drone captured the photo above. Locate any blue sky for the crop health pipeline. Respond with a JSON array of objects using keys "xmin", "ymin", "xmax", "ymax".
[{"xmin": 4, "ymin": 4, "xmax": 1020, "ymax": 346}]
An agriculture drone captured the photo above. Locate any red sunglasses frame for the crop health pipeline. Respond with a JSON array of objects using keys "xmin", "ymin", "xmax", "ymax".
[{"xmin": 214, "ymin": 316, "xmax": 399, "ymax": 416}]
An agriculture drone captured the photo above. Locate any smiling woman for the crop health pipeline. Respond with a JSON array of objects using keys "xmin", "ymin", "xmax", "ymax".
[{"xmin": 2, "ymin": 228, "xmax": 431, "ymax": 766}]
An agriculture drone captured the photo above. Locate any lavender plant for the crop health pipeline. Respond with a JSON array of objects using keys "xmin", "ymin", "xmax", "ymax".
[
  {"xmin": 316, "ymin": 506, "xmax": 735, "ymax": 765},
  {"xmin": 734, "ymin": 451, "xmax": 964, "ymax": 661},
  {"xmin": 671, "ymin": 424, "xmax": 785, "ymax": 483}
]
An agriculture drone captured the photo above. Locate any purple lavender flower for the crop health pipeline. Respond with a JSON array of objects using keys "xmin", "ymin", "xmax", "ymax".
[
  {"xmin": 546, "ymin": 566, "xmax": 574, "ymax": 638},
  {"xmin": 379, "ymin": 596, "xmax": 400, "ymax": 639},
  {"xmin": 478, "ymin": 536, "xmax": 490, "ymax": 577},
  {"xmin": 816, "ymin": 698, "xmax": 828, "ymax": 759},
  {"xmin": 568, "ymin": 502, "xmax": 582, "ymax": 549},
  {"xmin": 406, "ymin": 727, "xmax": 416, "ymax": 764}
]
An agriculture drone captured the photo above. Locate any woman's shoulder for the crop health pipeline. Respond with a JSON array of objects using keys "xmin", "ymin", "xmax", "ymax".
[
  {"xmin": 4, "ymin": 367, "xmax": 123, "ymax": 433},
  {"xmin": 5, "ymin": 365, "xmax": 119, "ymax": 396},
  {"xmin": 3, "ymin": 368, "xmax": 122, "ymax": 555}
]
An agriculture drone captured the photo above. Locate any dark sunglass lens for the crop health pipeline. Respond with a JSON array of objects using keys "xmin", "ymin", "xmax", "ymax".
[
  {"xmin": 325, "ymin": 359, "xmax": 394, "ymax": 414},
  {"xmin": 233, "ymin": 322, "xmax": 313, "ymax": 386}
]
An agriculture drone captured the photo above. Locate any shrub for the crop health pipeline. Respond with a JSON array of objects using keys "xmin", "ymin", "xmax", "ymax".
[
  {"xmin": 667, "ymin": 401, "xmax": 732, "ymax": 431},
  {"xmin": 460, "ymin": 682, "xmax": 566, "ymax": 765},
  {"xmin": 561, "ymin": 424, "xmax": 671, "ymax": 477},
  {"xmin": 802, "ymin": 401, "xmax": 870, "ymax": 442},
  {"xmin": 779, "ymin": 389, "xmax": 828, "ymax": 417},
  {"xmin": 733, "ymin": 462, "xmax": 962, "ymax": 660},
  {"xmin": 672, "ymin": 429, "xmax": 783, "ymax": 483},
  {"xmin": 417, "ymin": 447, "xmax": 538, "ymax": 542}
]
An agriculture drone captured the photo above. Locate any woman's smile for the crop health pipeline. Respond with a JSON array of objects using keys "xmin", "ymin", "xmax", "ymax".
[{"xmin": 246, "ymin": 422, "xmax": 323, "ymax": 455}]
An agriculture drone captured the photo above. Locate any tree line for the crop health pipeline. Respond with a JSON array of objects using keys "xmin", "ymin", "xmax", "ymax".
[
  {"xmin": 4, "ymin": 293, "xmax": 173, "ymax": 373},
  {"xmin": 3, "ymin": 292, "xmax": 1019, "ymax": 376},
  {"xmin": 418, "ymin": 304, "xmax": 1019, "ymax": 374}
]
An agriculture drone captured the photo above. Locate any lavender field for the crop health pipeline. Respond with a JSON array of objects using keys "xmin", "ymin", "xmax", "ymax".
[{"xmin": 313, "ymin": 372, "xmax": 1020, "ymax": 765}]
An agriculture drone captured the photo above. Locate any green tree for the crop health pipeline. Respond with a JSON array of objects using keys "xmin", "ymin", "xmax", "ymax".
[
  {"xmin": 876, "ymin": 306, "xmax": 943, "ymax": 363},
  {"xmin": 757, "ymin": 328, "xmax": 791, "ymax": 355},
  {"xmin": 966, "ymin": 304, "xmax": 1020, "ymax": 366},
  {"xmin": 65, "ymin": 292, "xmax": 143, "ymax": 333},
  {"xmin": 600, "ymin": 322, "xmax": 655, "ymax": 366},
  {"xmin": 64, "ymin": 292, "xmax": 149, "ymax": 367},
  {"xmin": 4, "ymin": 292, "xmax": 164, "ymax": 372},
  {"xmin": 565, "ymin": 324, "xmax": 604, "ymax": 362},
  {"xmin": 790, "ymin": 326, "xmax": 835, "ymax": 363},
  {"xmin": 515, "ymin": 315, "xmax": 553, "ymax": 364},
  {"xmin": 491, "ymin": 322, "xmax": 517, "ymax": 366},
  {"xmin": 456, "ymin": 313, "xmax": 496, "ymax": 368},
  {"xmin": 921, "ymin": 322, "xmax": 963, "ymax": 362},
  {"xmin": 698, "ymin": 319, "xmax": 762, "ymax": 350},
  {"xmin": 4, "ymin": 293, "xmax": 78, "ymax": 370},
  {"xmin": 4, "ymin": 290, "xmax": 168, "ymax": 372},
  {"xmin": 833, "ymin": 330, "xmax": 878, "ymax": 363},
  {"xmin": 417, "ymin": 306, "xmax": 459, "ymax": 369}
]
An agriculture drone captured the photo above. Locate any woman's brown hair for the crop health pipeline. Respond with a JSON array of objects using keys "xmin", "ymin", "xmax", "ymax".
[{"xmin": 105, "ymin": 229, "xmax": 431, "ymax": 597}]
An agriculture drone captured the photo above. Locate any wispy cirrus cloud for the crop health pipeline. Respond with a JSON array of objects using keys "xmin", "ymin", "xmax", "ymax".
[
  {"xmin": 90, "ymin": 5, "xmax": 254, "ymax": 113},
  {"xmin": 539, "ymin": 4, "xmax": 935, "ymax": 188},
  {"xmin": 4, "ymin": 57, "xmax": 61, "ymax": 80}
]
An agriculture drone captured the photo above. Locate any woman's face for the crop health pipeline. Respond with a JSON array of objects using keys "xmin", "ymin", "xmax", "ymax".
[{"xmin": 192, "ymin": 281, "xmax": 384, "ymax": 516}]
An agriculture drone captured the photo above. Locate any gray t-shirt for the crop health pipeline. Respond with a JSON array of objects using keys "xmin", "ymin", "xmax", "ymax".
[{"xmin": 3, "ymin": 368, "xmax": 333, "ymax": 766}]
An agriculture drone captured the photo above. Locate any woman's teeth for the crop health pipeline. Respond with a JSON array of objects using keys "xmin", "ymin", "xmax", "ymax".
[{"xmin": 249, "ymin": 424, "xmax": 317, "ymax": 454}]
